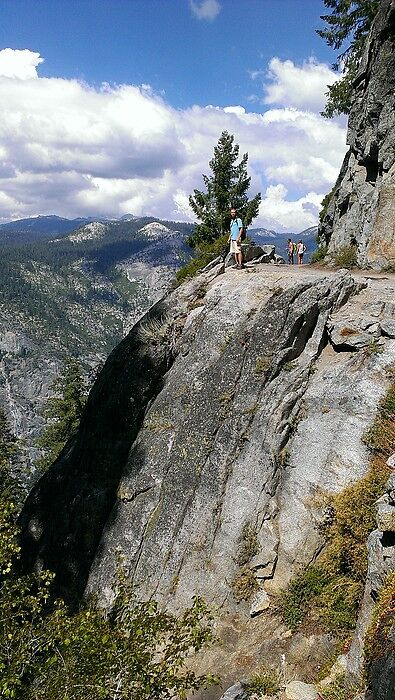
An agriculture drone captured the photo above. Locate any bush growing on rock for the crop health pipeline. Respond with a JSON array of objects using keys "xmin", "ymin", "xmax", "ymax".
[
  {"xmin": 0, "ymin": 419, "xmax": 218, "ymax": 700},
  {"xmin": 332, "ymin": 246, "xmax": 357, "ymax": 269},
  {"xmin": 279, "ymin": 380, "xmax": 394, "ymax": 636}
]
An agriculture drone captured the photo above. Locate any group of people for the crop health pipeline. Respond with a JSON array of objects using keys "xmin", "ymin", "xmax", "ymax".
[
  {"xmin": 227, "ymin": 207, "xmax": 307, "ymax": 268},
  {"xmin": 287, "ymin": 238, "xmax": 306, "ymax": 265}
]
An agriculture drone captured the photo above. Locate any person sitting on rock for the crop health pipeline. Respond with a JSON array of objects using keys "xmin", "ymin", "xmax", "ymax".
[
  {"xmin": 287, "ymin": 238, "xmax": 294, "ymax": 264},
  {"xmin": 228, "ymin": 207, "xmax": 244, "ymax": 269}
]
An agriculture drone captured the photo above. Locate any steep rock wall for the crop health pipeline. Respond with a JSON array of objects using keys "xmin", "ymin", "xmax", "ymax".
[{"xmin": 319, "ymin": 0, "xmax": 395, "ymax": 270}]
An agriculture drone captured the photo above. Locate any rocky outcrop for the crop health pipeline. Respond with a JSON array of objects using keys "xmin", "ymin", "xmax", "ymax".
[
  {"xmin": 19, "ymin": 263, "xmax": 395, "ymax": 695},
  {"xmin": 319, "ymin": 0, "xmax": 395, "ymax": 270}
]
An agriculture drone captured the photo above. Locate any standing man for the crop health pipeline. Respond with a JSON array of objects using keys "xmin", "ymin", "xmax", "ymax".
[
  {"xmin": 287, "ymin": 238, "xmax": 294, "ymax": 265},
  {"xmin": 228, "ymin": 207, "xmax": 244, "ymax": 269}
]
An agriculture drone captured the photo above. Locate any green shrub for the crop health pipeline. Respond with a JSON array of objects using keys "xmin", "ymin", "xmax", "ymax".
[
  {"xmin": 176, "ymin": 234, "xmax": 228, "ymax": 283},
  {"xmin": 0, "ymin": 498, "xmax": 218, "ymax": 700},
  {"xmin": 332, "ymin": 246, "xmax": 357, "ymax": 269},
  {"xmin": 311, "ymin": 245, "xmax": 328, "ymax": 263},
  {"xmin": 278, "ymin": 565, "xmax": 328, "ymax": 629}
]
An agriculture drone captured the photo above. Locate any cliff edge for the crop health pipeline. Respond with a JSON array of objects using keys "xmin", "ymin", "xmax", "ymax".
[{"xmin": 319, "ymin": 0, "xmax": 395, "ymax": 270}]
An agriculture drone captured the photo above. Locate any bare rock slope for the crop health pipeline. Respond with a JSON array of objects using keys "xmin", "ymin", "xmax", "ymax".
[{"xmin": 20, "ymin": 263, "xmax": 395, "ymax": 695}]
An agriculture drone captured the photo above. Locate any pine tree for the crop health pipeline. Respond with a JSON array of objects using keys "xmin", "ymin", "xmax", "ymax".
[
  {"xmin": 317, "ymin": 0, "xmax": 380, "ymax": 117},
  {"xmin": 188, "ymin": 131, "xmax": 261, "ymax": 248},
  {"xmin": 36, "ymin": 357, "xmax": 87, "ymax": 472}
]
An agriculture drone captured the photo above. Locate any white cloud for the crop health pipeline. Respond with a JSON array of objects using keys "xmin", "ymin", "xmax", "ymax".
[
  {"xmin": 259, "ymin": 57, "xmax": 338, "ymax": 113},
  {"xmin": 259, "ymin": 183, "xmax": 323, "ymax": 232},
  {"xmin": 0, "ymin": 49, "xmax": 347, "ymax": 232},
  {"xmin": 189, "ymin": 0, "xmax": 221, "ymax": 21},
  {"xmin": 0, "ymin": 48, "xmax": 43, "ymax": 79}
]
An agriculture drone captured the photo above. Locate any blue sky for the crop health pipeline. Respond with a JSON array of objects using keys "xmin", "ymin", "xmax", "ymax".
[{"xmin": 0, "ymin": 0, "xmax": 347, "ymax": 232}]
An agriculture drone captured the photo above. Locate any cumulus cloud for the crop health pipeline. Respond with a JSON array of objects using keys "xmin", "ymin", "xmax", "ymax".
[
  {"xmin": 0, "ymin": 48, "xmax": 43, "ymax": 79},
  {"xmin": 255, "ymin": 57, "xmax": 339, "ymax": 113},
  {"xmin": 0, "ymin": 49, "xmax": 347, "ymax": 232},
  {"xmin": 189, "ymin": 0, "xmax": 221, "ymax": 21},
  {"xmin": 259, "ymin": 183, "xmax": 323, "ymax": 232}
]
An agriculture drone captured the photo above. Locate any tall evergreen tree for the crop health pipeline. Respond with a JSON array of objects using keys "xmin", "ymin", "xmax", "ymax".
[
  {"xmin": 188, "ymin": 131, "xmax": 261, "ymax": 248},
  {"xmin": 36, "ymin": 357, "xmax": 87, "ymax": 472},
  {"xmin": 317, "ymin": 0, "xmax": 380, "ymax": 117}
]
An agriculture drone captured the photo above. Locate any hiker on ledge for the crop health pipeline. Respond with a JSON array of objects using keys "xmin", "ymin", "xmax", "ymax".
[{"xmin": 228, "ymin": 207, "xmax": 244, "ymax": 269}]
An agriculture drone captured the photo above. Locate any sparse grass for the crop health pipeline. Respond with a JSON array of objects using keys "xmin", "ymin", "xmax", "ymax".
[
  {"xmin": 138, "ymin": 314, "xmax": 172, "ymax": 344},
  {"xmin": 318, "ymin": 672, "xmax": 361, "ymax": 700},
  {"xmin": 245, "ymin": 668, "xmax": 282, "ymax": 698},
  {"xmin": 364, "ymin": 572, "xmax": 395, "ymax": 675},
  {"xmin": 364, "ymin": 339, "xmax": 384, "ymax": 356},
  {"xmin": 234, "ymin": 522, "xmax": 260, "ymax": 566},
  {"xmin": 231, "ymin": 566, "xmax": 259, "ymax": 603},
  {"xmin": 332, "ymin": 246, "xmax": 357, "ymax": 269},
  {"xmin": 283, "ymin": 361, "xmax": 297, "ymax": 372},
  {"xmin": 278, "ymin": 381, "xmax": 394, "ymax": 636}
]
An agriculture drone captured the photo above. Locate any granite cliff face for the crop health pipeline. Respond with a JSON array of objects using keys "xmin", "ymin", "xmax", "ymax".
[
  {"xmin": 19, "ymin": 260, "xmax": 395, "ymax": 696},
  {"xmin": 319, "ymin": 0, "xmax": 395, "ymax": 270}
]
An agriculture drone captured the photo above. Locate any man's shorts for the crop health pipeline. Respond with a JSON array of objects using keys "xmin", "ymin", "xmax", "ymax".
[{"xmin": 230, "ymin": 239, "xmax": 241, "ymax": 254}]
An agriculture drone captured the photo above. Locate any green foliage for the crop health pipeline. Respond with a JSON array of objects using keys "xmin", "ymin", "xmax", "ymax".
[
  {"xmin": 176, "ymin": 234, "xmax": 228, "ymax": 283},
  {"xmin": 278, "ymin": 565, "xmax": 328, "ymax": 629},
  {"xmin": 0, "ymin": 502, "xmax": 218, "ymax": 699},
  {"xmin": 188, "ymin": 131, "xmax": 261, "ymax": 248},
  {"xmin": 245, "ymin": 668, "xmax": 282, "ymax": 697},
  {"xmin": 279, "ymin": 381, "xmax": 394, "ymax": 636},
  {"xmin": 36, "ymin": 357, "xmax": 88, "ymax": 472},
  {"xmin": 332, "ymin": 245, "xmax": 357, "ymax": 269},
  {"xmin": 311, "ymin": 246, "xmax": 329, "ymax": 263},
  {"xmin": 317, "ymin": 1, "xmax": 380, "ymax": 117}
]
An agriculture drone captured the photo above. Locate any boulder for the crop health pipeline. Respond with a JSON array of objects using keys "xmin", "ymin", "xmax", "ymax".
[
  {"xmin": 386, "ymin": 454, "xmax": 395, "ymax": 469},
  {"xmin": 284, "ymin": 680, "xmax": 318, "ymax": 700},
  {"xmin": 219, "ymin": 682, "xmax": 248, "ymax": 700},
  {"xmin": 380, "ymin": 320, "xmax": 395, "ymax": 339},
  {"xmin": 249, "ymin": 589, "xmax": 270, "ymax": 617},
  {"xmin": 375, "ymin": 495, "xmax": 395, "ymax": 532}
]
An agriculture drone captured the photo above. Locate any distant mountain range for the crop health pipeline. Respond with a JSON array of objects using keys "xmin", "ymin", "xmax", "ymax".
[{"xmin": 0, "ymin": 213, "xmax": 318, "ymax": 473}]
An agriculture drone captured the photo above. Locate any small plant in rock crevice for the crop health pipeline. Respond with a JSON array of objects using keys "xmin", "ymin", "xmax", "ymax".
[
  {"xmin": 245, "ymin": 668, "xmax": 282, "ymax": 698},
  {"xmin": 234, "ymin": 522, "xmax": 260, "ymax": 567},
  {"xmin": 231, "ymin": 565, "xmax": 259, "ymax": 602}
]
